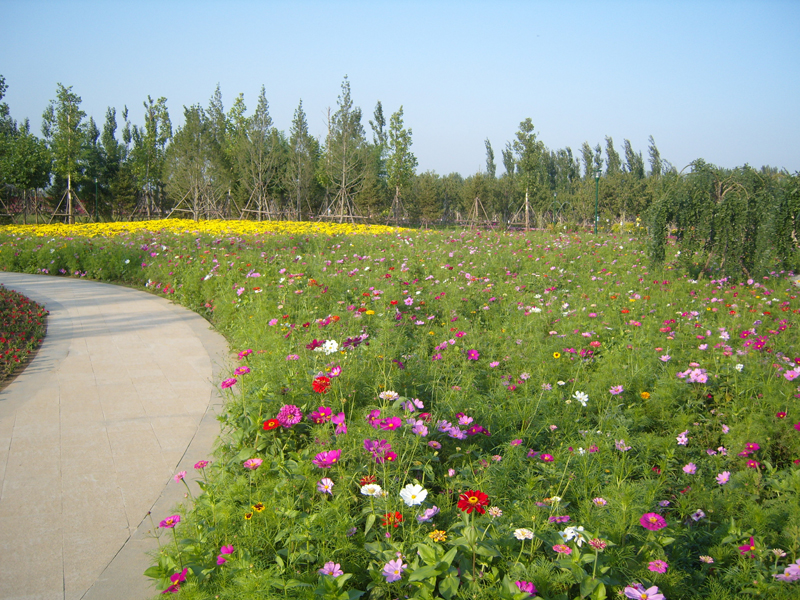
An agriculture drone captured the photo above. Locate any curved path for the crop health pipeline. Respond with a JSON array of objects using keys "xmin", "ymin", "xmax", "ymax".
[{"xmin": 0, "ymin": 274, "xmax": 229, "ymax": 600}]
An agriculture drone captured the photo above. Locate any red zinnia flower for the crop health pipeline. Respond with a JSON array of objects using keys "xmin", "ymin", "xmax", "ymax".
[
  {"xmin": 457, "ymin": 490, "xmax": 490, "ymax": 514},
  {"xmin": 262, "ymin": 418, "xmax": 280, "ymax": 431},
  {"xmin": 360, "ymin": 475, "xmax": 377, "ymax": 486},
  {"xmin": 312, "ymin": 376, "xmax": 331, "ymax": 394},
  {"xmin": 382, "ymin": 511, "xmax": 403, "ymax": 527}
]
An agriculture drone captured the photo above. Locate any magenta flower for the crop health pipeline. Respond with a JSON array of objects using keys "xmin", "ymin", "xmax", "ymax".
[
  {"xmin": 319, "ymin": 561, "xmax": 344, "ymax": 577},
  {"xmin": 276, "ymin": 404, "xmax": 303, "ymax": 428},
  {"xmin": 515, "ymin": 580, "xmax": 537, "ymax": 595},
  {"xmin": 194, "ymin": 460, "xmax": 209, "ymax": 470},
  {"xmin": 552, "ymin": 544, "xmax": 572, "ymax": 554},
  {"xmin": 312, "ymin": 449, "xmax": 341, "ymax": 468},
  {"xmin": 332, "ymin": 412, "xmax": 347, "ymax": 435},
  {"xmin": 540, "ymin": 453, "xmax": 554, "ymax": 462},
  {"xmin": 243, "ymin": 458, "xmax": 262, "ymax": 470},
  {"xmin": 739, "ymin": 536, "xmax": 756, "ymax": 557},
  {"xmin": 648, "ymin": 560, "xmax": 668, "ymax": 573},
  {"xmin": 382, "ymin": 558, "xmax": 407, "ymax": 582},
  {"xmin": 220, "ymin": 377, "xmax": 237, "ymax": 389},
  {"xmin": 159, "ymin": 515, "xmax": 181, "ymax": 528},
  {"xmin": 234, "ymin": 366, "xmax": 250, "ymax": 376},
  {"xmin": 640, "ymin": 513, "xmax": 667, "ymax": 531},
  {"xmin": 466, "ymin": 349, "xmax": 480, "ymax": 360},
  {"xmin": 220, "ymin": 544, "xmax": 234, "ymax": 554},
  {"xmin": 379, "ymin": 416, "xmax": 402, "ymax": 431},
  {"xmin": 549, "ymin": 515, "xmax": 570, "ymax": 523},
  {"xmin": 309, "ymin": 406, "xmax": 333, "ymax": 424},
  {"xmin": 716, "ymin": 471, "xmax": 731, "ymax": 485}
]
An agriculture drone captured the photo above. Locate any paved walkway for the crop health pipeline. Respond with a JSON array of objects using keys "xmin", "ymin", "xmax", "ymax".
[{"xmin": 0, "ymin": 274, "xmax": 229, "ymax": 600}]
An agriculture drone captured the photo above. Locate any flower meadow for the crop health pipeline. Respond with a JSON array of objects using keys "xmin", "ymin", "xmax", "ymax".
[
  {"xmin": 1, "ymin": 220, "xmax": 800, "ymax": 599},
  {"xmin": 0, "ymin": 284, "xmax": 47, "ymax": 382}
]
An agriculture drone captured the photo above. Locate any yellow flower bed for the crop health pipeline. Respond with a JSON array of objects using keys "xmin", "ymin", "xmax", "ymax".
[{"xmin": 0, "ymin": 219, "xmax": 407, "ymax": 238}]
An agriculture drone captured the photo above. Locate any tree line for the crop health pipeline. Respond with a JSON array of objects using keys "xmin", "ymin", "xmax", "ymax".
[{"xmin": 0, "ymin": 73, "xmax": 797, "ymax": 242}]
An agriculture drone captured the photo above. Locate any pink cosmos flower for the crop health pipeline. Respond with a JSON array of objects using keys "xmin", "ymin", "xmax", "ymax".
[
  {"xmin": 784, "ymin": 370, "xmax": 800, "ymax": 381},
  {"xmin": 747, "ymin": 459, "xmax": 760, "ymax": 469},
  {"xmin": 683, "ymin": 463, "xmax": 697, "ymax": 474},
  {"xmin": 243, "ymin": 458, "xmax": 262, "ymax": 470},
  {"xmin": 640, "ymin": 513, "xmax": 667, "ymax": 531},
  {"xmin": 312, "ymin": 449, "xmax": 341, "ymax": 468},
  {"xmin": 317, "ymin": 477, "xmax": 334, "ymax": 495},
  {"xmin": 716, "ymin": 471, "xmax": 731, "ymax": 485},
  {"xmin": 515, "ymin": 581, "xmax": 536, "ymax": 595},
  {"xmin": 540, "ymin": 453, "xmax": 554, "ymax": 462},
  {"xmin": 609, "ymin": 385, "xmax": 624, "ymax": 395},
  {"xmin": 624, "ymin": 584, "xmax": 664, "ymax": 600},
  {"xmin": 382, "ymin": 558, "xmax": 407, "ymax": 582},
  {"xmin": 739, "ymin": 536, "xmax": 756, "ymax": 557},
  {"xmin": 220, "ymin": 544, "xmax": 234, "ymax": 555},
  {"xmin": 648, "ymin": 560, "xmax": 668, "ymax": 573},
  {"xmin": 319, "ymin": 561, "xmax": 344, "ymax": 577},
  {"xmin": 466, "ymin": 349, "xmax": 480, "ymax": 360},
  {"xmin": 593, "ymin": 497, "xmax": 607, "ymax": 506}
]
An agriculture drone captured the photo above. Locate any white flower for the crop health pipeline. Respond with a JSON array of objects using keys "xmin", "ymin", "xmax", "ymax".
[
  {"xmin": 573, "ymin": 391, "xmax": 589, "ymax": 407},
  {"xmin": 735, "ymin": 364, "xmax": 744, "ymax": 372},
  {"xmin": 360, "ymin": 484, "xmax": 383, "ymax": 497},
  {"xmin": 321, "ymin": 339, "xmax": 339, "ymax": 355},
  {"xmin": 399, "ymin": 483, "xmax": 428, "ymax": 506},
  {"xmin": 559, "ymin": 525, "xmax": 586, "ymax": 546},
  {"xmin": 513, "ymin": 528, "xmax": 534, "ymax": 540}
]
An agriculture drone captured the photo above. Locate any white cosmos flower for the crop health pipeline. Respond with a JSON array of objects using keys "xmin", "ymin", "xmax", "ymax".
[
  {"xmin": 573, "ymin": 391, "xmax": 589, "ymax": 407},
  {"xmin": 399, "ymin": 483, "xmax": 428, "ymax": 506},
  {"xmin": 559, "ymin": 525, "xmax": 586, "ymax": 546},
  {"xmin": 360, "ymin": 484, "xmax": 383, "ymax": 497}
]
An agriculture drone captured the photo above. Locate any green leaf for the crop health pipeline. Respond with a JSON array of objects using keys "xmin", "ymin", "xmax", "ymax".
[
  {"xmin": 438, "ymin": 573, "xmax": 460, "ymax": 600},
  {"xmin": 365, "ymin": 514, "xmax": 375, "ymax": 536},
  {"xmin": 408, "ymin": 565, "xmax": 442, "ymax": 582},
  {"xmin": 438, "ymin": 546, "xmax": 458, "ymax": 568},
  {"xmin": 580, "ymin": 576, "xmax": 601, "ymax": 598},
  {"xmin": 143, "ymin": 566, "xmax": 163, "ymax": 579},
  {"xmin": 417, "ymin": 543, "xmax": 439, "ymax": 565}
]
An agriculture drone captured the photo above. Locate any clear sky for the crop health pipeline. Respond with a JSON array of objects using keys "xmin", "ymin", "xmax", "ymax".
[{"xmin": 1, "ymin": 0, "xmax": 798, "ymax": 176}]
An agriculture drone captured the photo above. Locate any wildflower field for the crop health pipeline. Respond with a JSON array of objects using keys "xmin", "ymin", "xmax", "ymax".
[{"xmin": 1, "ymin": 219, "xmax": 800, "ymax": 600}]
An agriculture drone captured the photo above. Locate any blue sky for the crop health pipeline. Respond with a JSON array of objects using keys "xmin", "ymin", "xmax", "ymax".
[{"xmin": 2, "ymin": 0, "xmax": 798, "ymax": 176}]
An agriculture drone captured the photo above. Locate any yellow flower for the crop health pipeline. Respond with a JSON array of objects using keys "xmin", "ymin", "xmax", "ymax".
[
  {"xmin": 553, "ymin": 352, "xmax": 561, "ymax": 359},
  {"xmin": 252, "ymin": 502, "xmax": 265, "ymax": 512},
  {"xmin": 640, "ymin": 391, "xmax": 651, "ymax": 400},
  {"xmin": 244, "ymin": 512, "xmax": 253, "ymax": 520},
  {"xmin": 429, "ymin": 530, "xmax": 447, "ymax": 542},
  {"xmin": 365, "ymin": 310, "xmax": 375, "ymax": 315}
]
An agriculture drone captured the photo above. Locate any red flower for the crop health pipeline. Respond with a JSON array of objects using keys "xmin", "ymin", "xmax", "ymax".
[
  {"xmin": 776, "ymin": 412, "xmax": 787, "ymax": 419},
  {"xmin": 457, "ymin": 490, "xmax": 490, "ymax": 514},
  {"xmin": 312, "ymin": 376, "xmax": 331, "ymax": 394},
  {"xmin": 359, "ymin": 475, "xmax": 376, "ymax": 486},
  {"xmin": 382, "ymin": 511, "xmax": 403, "ymax": 527},
  {"xmin": 262, "ymin": 418, "xmax": 280, "ymax": 431}
]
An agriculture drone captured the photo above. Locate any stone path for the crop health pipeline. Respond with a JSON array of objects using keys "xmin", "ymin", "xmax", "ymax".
[{"xmin": 0, "ymin": 274, "xmax": 229, "ymax": 600}]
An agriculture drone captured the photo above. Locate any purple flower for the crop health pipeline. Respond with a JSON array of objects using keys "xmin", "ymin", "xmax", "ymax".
[
  {"xmin": 615, "ymin": 439, "xmax": 632, "ymax": 452},
  {"xmin": 382, "ymin": 558, "xmax": 407, "ymax": 582},
  {"xmin": 417, "ymin": 506, "xmax": 440, "ymax": 522},
  {"xmin": 366, "ymin": 409, "xmax": 382, "ymax": 428},
  {"xmin": 691, "ymin": 509, "xmax": 705, "ymax": 521},
  {"xmin": 312, "ymin": 449, "xmax": 341, "ymax": 468},
  {"xmin": 318, "ymin": 561, "xmax": 343, "ymax": 577},
  {"xmin": 549, "ymin": 515, "xmax": 570, "ymax": 523}
]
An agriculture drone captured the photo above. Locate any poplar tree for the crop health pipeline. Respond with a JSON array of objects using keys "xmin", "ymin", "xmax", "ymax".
[
  {"xmin": 42, "ymin": 83, "xmax": 86, "ymax": 223},
  {"xmin": 129, "ymin": 96, "xmax": 171, "ymax": 216},
  {"xmin": 605, "ymin": 136, "xmax": 621, "ymax": 176},
  {"xmin": 286, "ymin": 99, "xmax": 320, "ymax": 218},
  {"xmin": 386, "ymin": 106, "xmax": 417, "ymax": 218}
]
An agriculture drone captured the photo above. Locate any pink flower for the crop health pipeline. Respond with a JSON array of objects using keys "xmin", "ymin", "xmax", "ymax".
[
  {"xmin": 683, "ymin": 463, "xmax": 697, "ymax": 474},
  {"xmin": 552, "ymin": 544, "xmax": 572, "ymax": 555},
  {"xmin": 784, "ymin": 370, "xmax": 800, "ymax": 381},
  {"xmin": 466, "ymin": 349, "xmax": 480, "ymax": 360},
  {"xmin": 515, "ymin": 581, "xmax": 536, "ymax": 595},
  {"xmin": 319, "ymin": 561, "xmax": 344, "ymax": 577},
  {"xmin": 382, "ymin": 558, "xmax": 407, "ymax": 582},
  {"xmin": 243, "ymin": 458, "xmax": 262, "ymax": 470},
  {"xmin": 593, "ymin": 497, "xmax": 607, "ymax": 506},
  {"xmin": 648, "ymin": 560, "xmax": 668, "ymax": 573},
  {"xmin": 640, "ymin": 513, "xmax": 667, "ymax": 531},
  {"xmin": 220, "ymin": 544, "xmax": 234, "ymax": 554},
  {"xmin": 739, "ymin": 536, "xmax": 756, "ymax": 557},
  {"xmin": 624, "ymin": 584, "xmax": 664, "ymax": 600},
  {"xmin": 540, "ymin": 453, "xmax": 554, "ymax": 462},
  {"xmin": 159, "ymin": 515, "xmax": 181, "ymax": 528},
  {"xmin": 276, "ymin": 404, "xmax": 303, "ymax": 428},
  {"xmin": 716, "ymin": 471, "xmax": 731, "ymax": 485},
  {"xmin": 317, "ymin": 477, "xmax": 334, "ymax": 495},
  {"xmin": 747, "ymin": 459, "xmax": 760, "ymax": 469},
  {"xmin": 312, "ymin": 449, "xmax": 341, "ymax": 468},
  {"xmin": 194, "ymin": 460, "xmax": 209, "ymax": 470},
  {"xmin": 174, "ymin": 471, "xmax": 187, "ymax": 482},
  {"xmin": 609, "ymin": 385, "xmax": 624, "ymax": 395},
  {"xmin": 234, "ymin": 366, "xmax": 250, "ymax": 376},
  {"xmin": 220, "ymin": 377, "xmax": 237, "ymax": 389}
]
